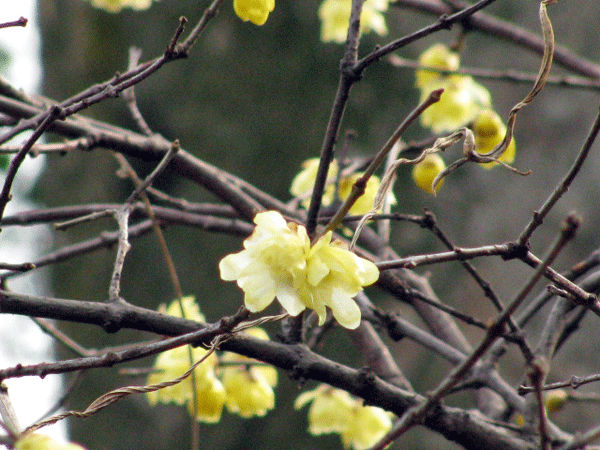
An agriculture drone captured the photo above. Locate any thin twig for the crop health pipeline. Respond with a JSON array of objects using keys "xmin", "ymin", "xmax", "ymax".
[
  {"xmin": 305, "ymin": 0, "xmax": 366, "ymax": 239},
  {"xmin": 318, "ymin": 88, "xmax": 443, "ymax": 241},
  {"xmin": 357, "ymin": 0, "xmax": 501, "ymax": 72},
  {"xmin": 518, "ymin": 104, "xmax": 600, "ymax": 246},
  {"xmin": 0, "ymin": 106, "xmax": 64, "ymax": 222},
  {"xmin": 0, "ymin": 17, "xmax": 27, "ymax": 29},
  {"xmin": 392, "ymin": 0, "xmax": 600, "ymax": 79},
  {"xmin": 387, "ymin": 54, "xmax": 600, "ymax": 91},
  {"xmin": 371, "ymin": 212, "xmax": 580, "ymax": 449}
]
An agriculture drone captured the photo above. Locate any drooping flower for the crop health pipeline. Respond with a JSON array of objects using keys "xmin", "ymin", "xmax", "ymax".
[
  {"xmin": 233, "ymin": 0, "xmax": 275, "ymax": 25},
  {"xmin": 471, "ymin": 108, "xmax": 516, "ymax": 168},
  {"xmin": 219, "ymin": 211, "xmax": 379, "ymax": 329},
  {"xmin": 220, "ymin": 328, "xmax": 278, "ymax": 417},
  {"xmin": 294, "ymin": 385, "xmax": 356, "ymax": 435},
  {"xmin": 290, "ymin": 158, "xmax": 396, "ymax": 215},
  {"xmin": 318, "ymin": 0, "xmax": 389, "ymax": 44},
  {"xmin": 419, "ymin": 74, "xmax": 491, "ymax": 134},
  {"xmin": 187, "ymin": 371, "xmax": 228, "ymax": 423},
  {"xmin": 295, "ymin": 384, "xmax": 393, "ymax": 449},
  {"xmin": 146, "ymin": 297, "xmax": 226, "ymax": 423},
  {"xmin": 15, "ymin": 433, "xmax": 86, "ymax": 450},
  {"xmin": 415, "ymin": 43, "xmax": 460, "ymax": 89},
  {"xmin": 341, "ymin": 404, "xmax": 393, "ymax": 450},
  {"xmin": 412, "ymin": 153, "xmax": 446, "ymax": 194},
  {"xmin": 415, "ymin": 43, "xmax": 493, "ymax": 134},
  {"xmin": 86, "ymin": 0, "xmax": 153, "ymax": 13},
  {"xmin": 221, "ymin": 369, "xmax": 275, "ymax": 417}
]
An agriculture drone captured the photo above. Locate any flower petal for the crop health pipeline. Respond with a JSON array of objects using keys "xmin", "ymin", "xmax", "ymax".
[{"xmin": 327, "ymin": 288, "xmax": 361, "ymax": 329}]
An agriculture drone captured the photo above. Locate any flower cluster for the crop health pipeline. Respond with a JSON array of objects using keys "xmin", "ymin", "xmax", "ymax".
[
  {"xmin": 413, "ymin": 43, "xmax": 517, "ymax": 191},
  {"xmin": 86, "ymin": 0, "xmax": 153, "ymax": 13},
  {"xmin": 416, "ymin": 44, "xmax": 492, "ymax": 134},
  {"xmin": 295, "ymin": 384, "xmax": 393, "ymax": 450},
  {"xmin": 220, "ymin": 327, "xmax": 278, "ymax": 417},
  {"xmin": 233, "ymin": 0, "xmax": 275, "ymax": 26},
  {"xmin": 219, "ymin": 210, "xmax": 379, "ymax": 329},
  {"xmin": 146, "ymin": 297, "xmax": 277, "ymax": 422},
  {"xmin": 290, "ymin": 158, "xmax": 396, "ymax": 215},
  {"xmin": 318, "ymin": 0, "xmax": 389, "ymax": 43},
  {"xmin": 14, "ymin": 433, "xmax": 86, "ymax": 450}
]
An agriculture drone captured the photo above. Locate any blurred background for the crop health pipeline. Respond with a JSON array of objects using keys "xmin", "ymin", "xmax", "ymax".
[{"xmin": 5, "ymin": 0, "xmax": 600, "ymax": 448}]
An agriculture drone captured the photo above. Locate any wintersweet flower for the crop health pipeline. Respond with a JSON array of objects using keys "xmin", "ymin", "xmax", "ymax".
[
  {"xmin": 290, "ymin": 158, "xmax": 339, "ymax": 209},
  {"xmin": 419, "ymin": 74, "xmax": 491, "ymax": 134},
  {"xmin": 220, "ymin": 328, "xmax": 278, "ymax": 417},
  {"xmin": 221, "ymin": 369, "xmax": 275, "ymax": 417},
  {"xmin": 147, "ymin": 297, "xmax": 226, "ymax": 423},
  {"xmin": 318, "ymin": 0, "xmax": 388, "ymax": 44},
  {"xmin": 187, "ymin": 372, "xmax": 228, "ymax": 423},
  {"xmin": 160, "ymin": 295, "xmax": 205, "ymax": 322},
  {"xmin": 290, "ymin": 158, "xmax": 396, "ymax": 215},
  {"xmin": 295, "ymin": 384, "xmax": 393, "ymax": 449},
  {"xmin": 294, "ymin": 385, "xmax": 356, "ymax": 434},
  {"xmin": 87, "ymin": 0, "xmax": 153, "ymax": 13},
  {"xmin": 147, "ymin": 343, "xmax": 226, "ymax": 422},
  {"xmin": 415, "ymin": 43, "xmax": 460, "ymax": 89},
  {"xmin": 342, "ymin": 405, "xmax": 393, "ymax": 450},
  {"xmin": 412, "ymin": 153, "xmax": 446, "ymax": 194},
  {"xmin": 233, "ymin": 0, "xmax": 275, "ymax": 25},
  {"xmin": 15, "ymin": 433, "xmax": 86, "ymax": 450},
  {"xmin": 219, "ymin": 211, "xmax": 379, "ymax": 329},
  {"xmin": 471, "ymin": 109, "xmax": 516, "ymax": 168}
]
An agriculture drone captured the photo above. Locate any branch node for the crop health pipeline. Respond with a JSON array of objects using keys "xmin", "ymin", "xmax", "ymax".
[{"xmin": 501, "ymin": 242, "xmax": 529, "ymax": 261}]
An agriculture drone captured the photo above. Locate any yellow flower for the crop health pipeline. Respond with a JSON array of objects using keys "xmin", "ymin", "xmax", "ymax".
[
  {"xmin": 545, "ymin": 389, "xmax": 568, "ymax": 413},
  {"xmin": 15, "ymin": 433, "xmax": 86, "ymax": 450},
  {"xmin": 294, "ymin": 385, "xmax": 356, "ymax": 435},
  {"xmin": 187, "ymin": 373, "xmax": 228, "ymax": 423},
  {"xmin": 87, "ymin": 0, "xmax": 153, "ymax": 13},
  {"xmin": 419, "ymin": 75, "xmax": 491, "ymax": 134},
  {"xmin": 471, "ymin": 109, "xmax": 516, "ymax": 168},
  {"xmin": 295, "ymin": 384, "xmax": 393, "ymax": 449},
  {"xmin": 415, "ymin": 43, "xmax": 460, "ymax": 89},
  {"xmin": 233, "ymin": 0, "xmax": 275, "ymax": 25},
  {"xmin": 342, "ymin": 405, "xmax": 393, "ymax": 450},
  {"xmin": 412, "ymin": 153, "xmax": 446, "ymax": 194},
  {"xmin": 147, "ymin": 297, "xmax": 226, "ymax": 422},
  {"xmin": 290, "ymin": 158, "xmax": 396, "ymax": 215},
  {"xmin": 146, "ymin": 344, "xmax": 225, "ymax": 416},
  {"xmin": 220, "ymin": 328, "xmax": 278, "ymax": 417},
  {"xmin": 221, "ymin": 369, "xmax": 275, "ymax": 417},
  {"xmin": 290, "ymin": 158, "xmax": 339, "ymax": 209},
  {"xmin": 318, "ymin": 0, "xmax": 388, "ymax": 44},
  {"xmin": 219, "ymin": 211, "xmax": 379, "ymax": 329},
  {"xmin": 160, "ymin": 295, "xmax": 205, "ymax": 322}
]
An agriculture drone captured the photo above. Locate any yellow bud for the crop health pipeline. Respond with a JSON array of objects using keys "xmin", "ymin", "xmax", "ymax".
[
  {"xmin": 233, "ymin": 0, "xmax": 275, "ymax": 26},
  {"xmin": 412, "ymin": 154, "xmax": 446, "ymax": 194},
  {"xmin": 472, "ymin": 109, "xmax": 516, "ymax": 168},
  {"xmin": 545, "ymin": 389, "xmax": 568, "ymax": 413}
]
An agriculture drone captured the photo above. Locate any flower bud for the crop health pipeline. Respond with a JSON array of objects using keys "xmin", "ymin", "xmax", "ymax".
[{"xmin": 412, "ymin": 153, "xmax": 446, "ymax": 194}]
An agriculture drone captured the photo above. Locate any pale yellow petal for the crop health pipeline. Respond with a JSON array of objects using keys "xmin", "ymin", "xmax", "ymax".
[{"xmin": 327, "ymin": 288, "xmax": 361, "ymax": 329}]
